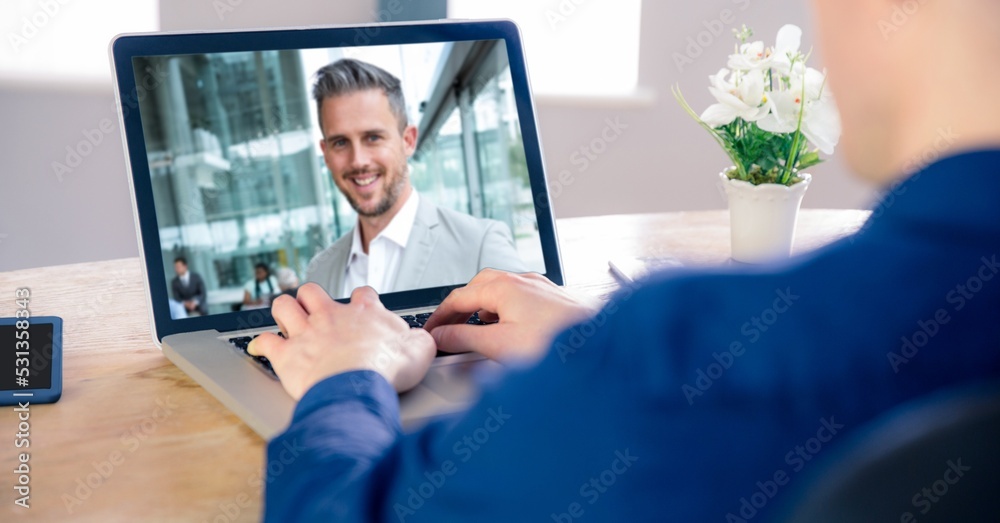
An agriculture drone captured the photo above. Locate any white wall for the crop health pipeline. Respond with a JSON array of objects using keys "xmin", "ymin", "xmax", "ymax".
[
  {"xmin": 0, "ymin": 0, "xmax": 875, "ymax": 272},
  {"xmin": 0, "ymin": 80, "xmax": 136, "ymax": 272}
]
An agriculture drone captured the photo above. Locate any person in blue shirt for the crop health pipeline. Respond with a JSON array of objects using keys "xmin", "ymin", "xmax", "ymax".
[{"xmin": 248, "ymin": 0, "xmax": 1000, "ymax": 520}]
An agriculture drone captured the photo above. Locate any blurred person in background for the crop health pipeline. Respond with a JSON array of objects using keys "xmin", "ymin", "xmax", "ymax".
[{"xmin": 242, "ymin": 262, "xmax": 278, "ymax": 310}]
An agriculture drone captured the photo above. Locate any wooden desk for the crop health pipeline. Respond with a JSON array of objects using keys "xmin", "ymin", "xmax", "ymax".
[{"xmin": 0, "ymin": 209, "xmax": 868, "ymax": 521}]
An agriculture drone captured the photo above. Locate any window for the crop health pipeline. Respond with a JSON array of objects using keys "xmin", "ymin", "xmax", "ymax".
[
  {"xmin": 410, "ymin": 41, "xmax": 544, "ymax": 270},
  {"xmin": 448, "ymin": 0, "xmax": 642, "ymax": 97},
  {"xmin": 412, "ymin": 107, "xmax": 470, "ymax": 215},
  {"xmin": 0, "ymin": 0, "xmax": 159, "ymax": 83}
]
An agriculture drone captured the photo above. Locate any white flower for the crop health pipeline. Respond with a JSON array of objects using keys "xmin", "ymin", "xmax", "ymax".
[
  {"xmin": 757, "ymin": 68, "xmax": 841, "ymax": 154},
  {"xmin": 798, "ymin": 67, "xmax": 828, "ymax": 101},
  {"xmin": 770, "ymin": 24, "xmax": 803, "ymax": 75},
  {"xmin": 756, "ymin": 90, "xmax": 799, "ymax": 134},
  {"xmin": 700, "ymin": 68, "xmax": 768, "ymax": 128},
  {"xmin": 801, "ymin": 95, "xmax": 841, "ymax": 155},
  {"xmin": 727, "ymin": 40, "xmax": 772, "ymax": 72}
]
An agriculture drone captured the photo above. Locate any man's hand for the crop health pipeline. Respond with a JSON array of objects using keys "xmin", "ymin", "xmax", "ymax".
[
  {"xmin": 249, "ymin": 283, "xmax": 436, "ymax": 400},
  {"xmin": 423, "ymin": 270, "xmax": 599, "ymax": 365}
]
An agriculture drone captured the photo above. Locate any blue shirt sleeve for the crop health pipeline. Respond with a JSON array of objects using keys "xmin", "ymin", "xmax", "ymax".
[{"xmin": 263, "ymin": 370, "xmax": 403, "ymax": 522}]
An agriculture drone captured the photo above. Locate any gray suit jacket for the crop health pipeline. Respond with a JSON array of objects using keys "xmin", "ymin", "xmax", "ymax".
[{"xmin": 305, "ymin": 197, "xmax": 528, "ymax": 297}]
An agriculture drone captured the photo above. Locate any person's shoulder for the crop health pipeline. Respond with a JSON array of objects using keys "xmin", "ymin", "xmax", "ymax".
[
  {"xmin": 306, "ymin": 232, "xmax": 353, "ymax": 275},
  {"xmin": 308, "ymin": 232, "xmax": 352, "ymax": 263}
]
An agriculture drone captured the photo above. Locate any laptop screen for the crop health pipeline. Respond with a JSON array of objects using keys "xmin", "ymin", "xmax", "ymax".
[{"xmin": 113, "ymin": 22, "xmax": 561, "ymax": 337}]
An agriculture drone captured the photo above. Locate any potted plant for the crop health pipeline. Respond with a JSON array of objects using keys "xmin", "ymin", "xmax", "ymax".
[{"xmin": 673, "ymin": 24, "xmax": 841, "ymax": 263}]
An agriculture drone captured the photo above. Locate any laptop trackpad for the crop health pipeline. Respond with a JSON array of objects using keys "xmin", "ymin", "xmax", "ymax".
[{"xmin": 399, "ymin": 358, "xmax": 502, "ymax": 430}]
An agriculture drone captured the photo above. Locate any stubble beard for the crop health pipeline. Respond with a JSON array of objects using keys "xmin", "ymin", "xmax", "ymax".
[{"xmin": 344, "ymin": 162, "xmax": 408, "ymax": 218}]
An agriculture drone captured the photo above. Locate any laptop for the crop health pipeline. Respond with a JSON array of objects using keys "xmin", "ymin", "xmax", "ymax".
[{"xmin": 109, "ymin": 19, "xmax": 563, "ymax": 439}]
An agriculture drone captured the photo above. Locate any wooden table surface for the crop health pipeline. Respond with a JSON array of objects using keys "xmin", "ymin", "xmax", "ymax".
[{"xmin": 0, "ymin": 209, "xmax": 869, "ymax": 522}]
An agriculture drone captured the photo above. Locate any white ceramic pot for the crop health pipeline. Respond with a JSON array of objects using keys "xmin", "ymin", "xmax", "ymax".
[{"xmin": 718, "ymin": 170, "xmax": 812, "ymax": 264}]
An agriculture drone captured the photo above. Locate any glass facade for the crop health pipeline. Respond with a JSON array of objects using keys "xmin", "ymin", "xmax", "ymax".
[{"xmin": 136, "ymin": 51, "xmax": 338, "ymax": 314}]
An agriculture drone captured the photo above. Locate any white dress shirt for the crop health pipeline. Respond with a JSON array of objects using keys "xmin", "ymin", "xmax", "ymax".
[
  {"xmin": 178, "ymin": 271, "xmax": 198, "ymax": 306},
  {"xmin": 341, "ymin": 190, "xmax": 420, "ymax": 298}
]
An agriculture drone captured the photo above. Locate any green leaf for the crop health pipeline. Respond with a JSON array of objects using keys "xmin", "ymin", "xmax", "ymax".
[
  {"xmin": 796, "ymin": 150, "xmax": 823, "ymax": 170},
  {"xmin": 672, "ymin": 85, "xmax": 748, "ymax": 179}
]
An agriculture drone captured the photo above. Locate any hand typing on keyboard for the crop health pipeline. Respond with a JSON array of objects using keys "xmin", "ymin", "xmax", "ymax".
[
  {"xmin": 423, "ymin": 269, "xmax": 599, "ymax": 366},
  {"xmin": 248, "ymin": 283, "xmax": 436, "ymax": 400}
]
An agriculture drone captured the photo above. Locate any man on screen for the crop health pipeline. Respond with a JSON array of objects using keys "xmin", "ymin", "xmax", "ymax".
[
  {"xmin": 170, "ymin": 256, "xmax": 207, "ymax": 316},
  {"xmin": 305, "ymin": 59, "xmax": 527, "ymax": 298}
]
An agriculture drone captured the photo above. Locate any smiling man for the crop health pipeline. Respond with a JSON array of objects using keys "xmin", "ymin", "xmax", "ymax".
[{"xmin": 305, "ymin": 59, "xmax": 527, "ymax": 298}]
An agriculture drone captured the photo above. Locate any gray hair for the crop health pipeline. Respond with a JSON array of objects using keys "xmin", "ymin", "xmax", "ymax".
[{"xmin": 312, "ymin": 58, "xmax": 408, "ymax": 133}]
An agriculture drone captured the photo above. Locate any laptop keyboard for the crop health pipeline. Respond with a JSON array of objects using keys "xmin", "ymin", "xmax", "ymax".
[
  {"xmin": 227, "ymin": 332, "xmax": 281, "ymax": 378},
  {"xmin": 228, "ymin": 312, "xmax": 489, "ymax": 380},
  {"xmin": 399, "ymin": 311, "xmax": 488, "ymax": 328}
]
